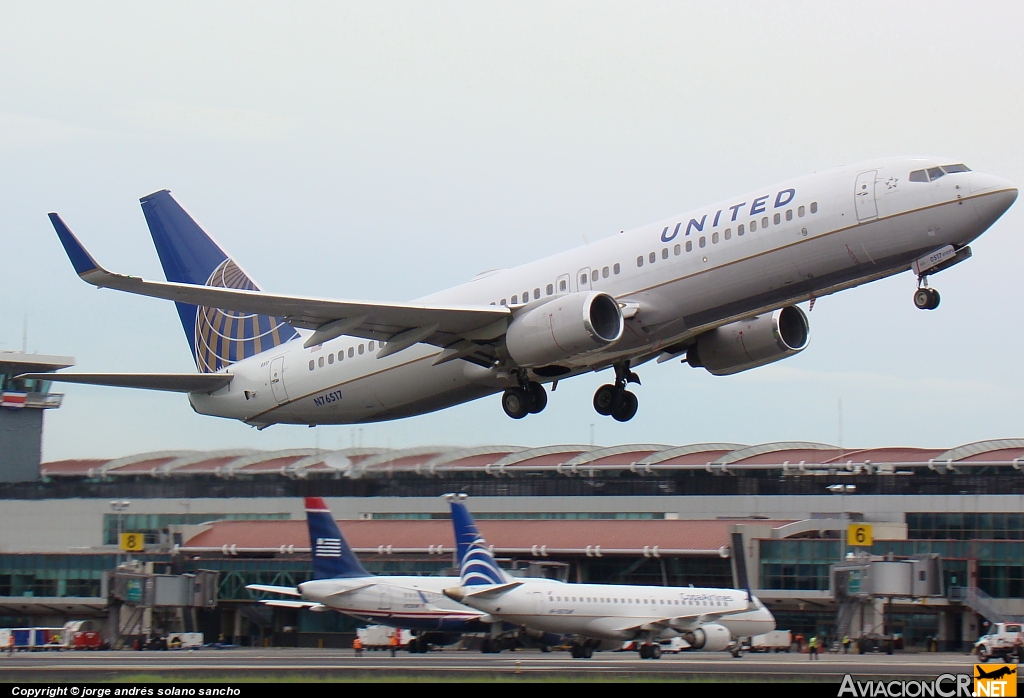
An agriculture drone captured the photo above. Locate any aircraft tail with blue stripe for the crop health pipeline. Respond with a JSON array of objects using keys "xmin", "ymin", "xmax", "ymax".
[
  {"xmin": 304, "ymin": 497, "xmax": 371, "ymax": 580},
  {"xmin": 447, "ymin": 495, "xmax": 510, "ymax": 586},
  {"xmin": 139, "ymin": 190, "xmax": 297, "ymax": 373}
]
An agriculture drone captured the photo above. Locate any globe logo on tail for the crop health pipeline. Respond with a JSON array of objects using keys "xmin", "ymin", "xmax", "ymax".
[{"xmin": 194, "ymin": 259, "xmax": 296, "ymax": 373}]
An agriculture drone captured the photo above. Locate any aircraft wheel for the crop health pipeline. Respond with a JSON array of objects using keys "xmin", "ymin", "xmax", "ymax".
[
  {"xmin": 593, "ymin": 384, "xmax": 620, "ymax": 416},
  {"xmin": 611, "ymin": 391, "xmax": 639, "ymax": 422},
  {"xmin": 914, "ymin": 287, "xmax": 940, "ymax": 310},
  {"xmin": 638, "ymin": 643, "xmax": 651, "ymax": 659},
  {"xmin": 731, "ymin": 646, "xmax": 743, "ymax": 658},
  {"xmin": 570, "ymin": 644, "xmax": 582, "ymax": 659},
  {"xmin": 582, "ymin": 645, "xmax": 594, "ymax": 659},
  {"xmin": 501, "ymin": 388, "xmax": 530, "ymax": 419},
  {"xmin": 527, "ymin": 382, "xmax": 547, "ymax": 414},
  {"xmin": 650, "ymin": 644, "xmax": 662, "ymax": 659}
]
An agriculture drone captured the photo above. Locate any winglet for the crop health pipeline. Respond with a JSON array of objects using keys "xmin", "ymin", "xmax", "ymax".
[{"xmin": 48, "ymin": 213, "xmax": 102, "ymax": 277}]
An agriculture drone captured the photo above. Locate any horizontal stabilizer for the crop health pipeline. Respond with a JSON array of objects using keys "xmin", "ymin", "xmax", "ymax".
[
  {"xmin": 258, "ymin": 600, "xmax": 326, "ymax": 610},
  {"xmin": 245, "ymin": 584, "xmax": 301, "ymax": 597},
  {"xmin": 16, "ymin": 372, "xmax": 232, "ymax": 394},
  {"xmin": 325, "ymin": 582, "xmax": 376, "ymax": 597},
  {"xmin": 463, "ymin": 581, "xmax": 522, "ymax": 599}
]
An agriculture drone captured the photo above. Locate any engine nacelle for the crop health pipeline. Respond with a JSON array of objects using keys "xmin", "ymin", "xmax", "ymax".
[
  {"xmin": 680, "ymin": 623, "xmax": 732, "ymax": 652},
  {"xmin": 688, "ymin": 306, "xmax": 809, "ymax": 376},
  {"xmin": 505, "ymin": 291, "xmax": 624, "ymax": 367}
]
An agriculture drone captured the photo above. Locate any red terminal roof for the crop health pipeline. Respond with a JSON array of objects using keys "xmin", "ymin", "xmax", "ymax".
[
  {"xmin": 39, "ymin": 440, "xmax": 1024, "ymax": 478},
  {"xmin": 181, "ymin": 518, "xmax": 796, "ymax": 554}
]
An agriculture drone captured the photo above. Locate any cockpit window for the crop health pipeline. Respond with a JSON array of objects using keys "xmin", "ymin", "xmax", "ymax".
[
  {"xmin": 941, "ymin": 163, "xmax": 971, "ymax": 174},
  {"xmin": 926, "ymin": 167, "xmax": 945, "ymax": 181},
  {"xmin": 909, "ymin": 169, "xmax": 928, "ymax": 183}
]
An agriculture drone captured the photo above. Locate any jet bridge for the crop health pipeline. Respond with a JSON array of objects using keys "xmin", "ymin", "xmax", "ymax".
[{"xmin": 832, "ymin": 553, "xmax": 944, "ymax": 651}]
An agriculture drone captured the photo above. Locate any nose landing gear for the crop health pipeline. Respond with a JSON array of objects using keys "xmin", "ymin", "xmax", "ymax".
[
  {"xmin": 593, "ymin": 362, "xmax": 640, "ymax": 422},
  {"xmin": 913, "ymin": 276, "xmax": 940, "ymax": 310}
]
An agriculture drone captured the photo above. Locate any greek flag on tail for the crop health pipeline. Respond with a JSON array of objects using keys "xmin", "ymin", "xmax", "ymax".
[
  {"xmin": 304, "ymin": 497, "xmax": 371, "ymax": 580},
  {"xmin": 447, "ymin": 495, "xmax": 509, "ymax": 586},
  {"xmin": 140, "ymin": 190, "xmax": 297, "ymax": 373}
]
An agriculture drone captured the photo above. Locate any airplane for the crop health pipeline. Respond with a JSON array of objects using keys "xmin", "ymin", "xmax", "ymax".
[
  {"xmin": 976, "ymin": 666, "xmax": 1017, "ymax": 680},
  {"xmin": 246, "ymin": 497, "xmax": 548, "ymax": 653},
  {"xmin": 22, "ymin": 158, "xmax": 1016, "ymax": 425},
  {"xmin": 443, "ymin": 494, "xmax": 776, "ymax": 659}
]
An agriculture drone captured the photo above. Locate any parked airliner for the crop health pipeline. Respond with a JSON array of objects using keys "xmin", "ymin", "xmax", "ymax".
[
  {"xmin": 443, "ymin": 495, "xmax": 776, "ymax": 659},
  {"xmin": 26, "ymin": 157, "xmax": 1016, "ymax": 424},
  {"xmin": 247, "ymin": 497, "xmax": 543, "ymax": 652}
]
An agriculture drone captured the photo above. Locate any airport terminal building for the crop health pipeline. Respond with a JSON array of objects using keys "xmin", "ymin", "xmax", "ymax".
[{"xmin": 0, "ymin": 439, "xmax": 1022, "ymax": 650}]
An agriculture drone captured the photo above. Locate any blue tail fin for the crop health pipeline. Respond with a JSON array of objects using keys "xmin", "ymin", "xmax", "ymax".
[
  {"xmin": 447, "ymin": 495, "xmax": 509, "ymax": 586},
  {"xmin": 305, "ymin": 497, "xmax": 371, "ymax": 580},
  {"xmin": 140, "ymin": 190, "xmax": 297, "ymax": 373}
]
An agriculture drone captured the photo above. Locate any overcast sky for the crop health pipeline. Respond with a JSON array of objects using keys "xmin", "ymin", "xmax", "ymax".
[{"xmin": 2, "ymin": 2, "xmax": 1022, "ymax": 461}]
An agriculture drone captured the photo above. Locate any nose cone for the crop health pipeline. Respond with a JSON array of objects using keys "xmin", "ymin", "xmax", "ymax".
[
  {"xmin": 970, "ymin": 172, "xmax": 1016, "ymax": 196},
  {"xmin": 971, "ymin": 173, "xmax": 1018, "ymax": 223},
  {"xmin": 443, "ymin": 586, "xmax": 466, "ymax": 603}
]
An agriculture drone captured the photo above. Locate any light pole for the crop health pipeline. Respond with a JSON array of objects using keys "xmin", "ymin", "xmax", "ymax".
[{"xmin": 110, "ymin": 500, "xmax": 130, "ymax": 567}]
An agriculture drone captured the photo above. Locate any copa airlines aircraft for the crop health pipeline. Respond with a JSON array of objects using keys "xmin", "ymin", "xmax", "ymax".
[
  {"xmin": 27, "ymin": 157, "xmax": 1016, "ymax": 424},
  {"xmin": 444, "ymin": 495, "xmax": 775, "ymax": 659},
  {"xmin": 247, "ymin": 497, "xmax": 548, "ymax": 652}
]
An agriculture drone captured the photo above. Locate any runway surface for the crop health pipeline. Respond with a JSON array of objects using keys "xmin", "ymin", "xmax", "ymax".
[{"xmin": 0, "ymin": 648, "xmax": 986, "ymax": 681}]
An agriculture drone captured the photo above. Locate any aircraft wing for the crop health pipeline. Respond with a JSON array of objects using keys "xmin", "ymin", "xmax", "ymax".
[
  {"xmin": 609, "ymin": 612, "xmax": 722, "ymax": 635},
  {"xmin": 246, "ymin": 584, "xmax": 302, "ymax": 597},
  {"xmin": 15, "ymin": 372, "xmax": 232, "ymax": 394},
  {"xmin": 50, "ymin": 214, "xmax": 511, "ymax": 355}
]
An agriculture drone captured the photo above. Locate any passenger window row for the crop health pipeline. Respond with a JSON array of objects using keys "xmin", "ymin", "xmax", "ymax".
[
  {"xmin": 636, "ymin": 202, "xmax": 818, "ymax": 266},
  {"xmin": 490, "ymin": 263, "xmax": 622, "ymax": 306},
  {"xmin": 308, "ymin": 341, "xmax": 377, "ymax": 371},
  {"xmin": 548, "ymin": 595, "xmax": 724, "ymax": 607}
]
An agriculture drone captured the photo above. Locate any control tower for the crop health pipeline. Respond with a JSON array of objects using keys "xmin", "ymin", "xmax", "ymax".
[{"xmin": 0, "ymin": 352, "xmax": 74, "ymax": 482}]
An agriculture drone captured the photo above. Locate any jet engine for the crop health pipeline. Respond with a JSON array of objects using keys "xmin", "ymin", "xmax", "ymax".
[
  {"xmin": 687, "ymin": 306, "xmax": 809, "ymax": 376},
  {"xmin": 680, "ymin": 624, "xmax": 732, "ymax": 652},
  {"xmin": 505, "ymin": 291, "xmax": 624, "ymax": 367}
]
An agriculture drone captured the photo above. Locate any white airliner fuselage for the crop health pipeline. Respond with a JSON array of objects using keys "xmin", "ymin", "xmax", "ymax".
[
  {"xmin": 447, "ymin": 580, "xmax": 776, "ymax": 648},
  {"xmin": 294, "ymin": 575, "xmax": 490, "ymax": 633},
  {"xmin": 35, "ymin": 157, "xmax": 1017, "ymax": 425},
  {"xmin": 194, "ymin": 157, "xmax": 1014, "ymax": 426}
]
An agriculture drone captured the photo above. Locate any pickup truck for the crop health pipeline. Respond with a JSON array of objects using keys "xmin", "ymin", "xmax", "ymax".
[{"xmin": 975, "ymin": 623, "xmax": 1023, "ymax": 663}]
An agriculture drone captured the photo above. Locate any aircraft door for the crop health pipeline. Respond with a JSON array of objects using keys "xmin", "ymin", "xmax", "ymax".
[
  {"xmin": 529, "ymin": 591, "xmax": 545, "ymax": 615},
  {"xmin": 377, "ymin": 587, "xmax": 392, "ymax": 611},
  {"xmin": 854, "ymin": 170, "xmax": 878, "ymax": 221},
  {"xmin": 575, "ymin": 267, "xmax": 591, "ymax": 293},
  {"xmin": 269, "ymin": 356, "xmax": 289, "ymax": 404}
]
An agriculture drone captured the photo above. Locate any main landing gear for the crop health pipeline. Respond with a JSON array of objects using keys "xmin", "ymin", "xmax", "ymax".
[
  {"xmin": 913, "ymin": 276, "xmax": 940, "ymax": 310},
  {"xmin": 569, "ymin": 643, "xmax": 594, "ymax": 659},
  {"xmin": 593, "ymin": 363, "xmax": 640, "ymax": 422},
  {"xmin": 501, "ymin": 377, "xmax": 548, "ymax": 419},
  {"xmin": 638, "ymin": 642, "xmax": 662, "ymax": 659}
]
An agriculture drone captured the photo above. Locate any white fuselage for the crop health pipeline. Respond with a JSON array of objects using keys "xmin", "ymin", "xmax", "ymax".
[
  {"xmin": 451, "ymin": 580, "xmax": 776, "ymax": 642},
  {"xmin": 189, "ymin": 157, "xmax": 1017, "ymax": 425},
  {"xmin": 298, "ymin": 576, "xmax": 489, "ymax": 632}
]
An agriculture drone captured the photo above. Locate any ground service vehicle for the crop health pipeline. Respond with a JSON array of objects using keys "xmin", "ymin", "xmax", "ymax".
[{"xmin": 975, "ymin": 623, "xmax": 1024, "ymax": 662}]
